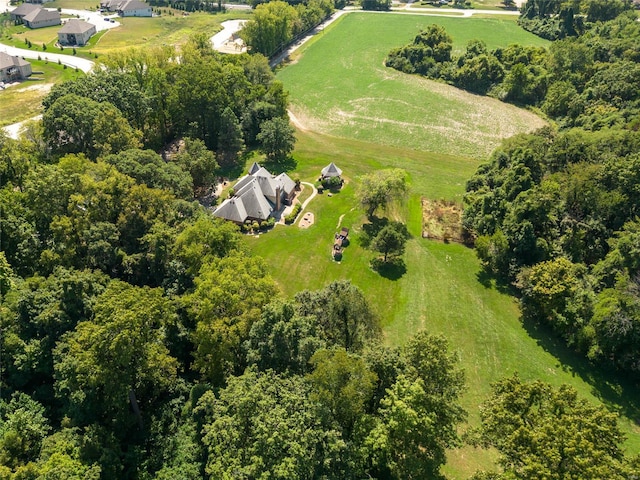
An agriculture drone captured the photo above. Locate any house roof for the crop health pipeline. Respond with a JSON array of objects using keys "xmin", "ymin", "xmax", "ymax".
[
  {"xmin": 236, "ymin": 182, "xmax": 273, "ymax": 220},
  {"xmin": 255, "ymin": 175, "xmax": 279, "ymax": 199},
  {"xmin": 215, "ymin": 166, "xmax": 294, "ymax": 223},
  {"xmin": 213, "ymin": 198, "xmax": 247, "ymax": 223},
  {"xmin": 118, "ymin": 0, "xmax": 150, "ymax": 11},
  {"xmin": 248, "ymin": 162, "xmax": 261, "ymax": 175},
  {"xmin": 23, "ymin": 8, "xmax": 60, "ymax": 23},
  {"xmin": 252, "ymin": 166, "xmax": 272, "ymax": 178},
  {"xmin": 59, "ymin": 19, "xmax": 95, "ymax": 34},
  {"xmin": 321, "ymin": 162, "xmax": 342, "ymax": 177},
  {"xmin": 275, "ymin": 172, "xmax": 296, "ymax": 195},
  {"xmin": 0, "ymin": 52, "xmax": 30, "ymax": 70},
  {"xmin": 11, "ymin": 3, "xmax": 40, "ymax": 16}
]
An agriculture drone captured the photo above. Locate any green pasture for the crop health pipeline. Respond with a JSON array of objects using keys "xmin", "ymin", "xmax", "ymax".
[
  {"xmin": 0, "ymin": 60, "xmax": 83, "ymax": 127},
  {"xmin": 260, "ymin": 12, "xmax": 639, "ymax": 478},
  {"xmin": 277, "ymin": 12, "xmax": 548, "ymax": 158},
  {"xmin": 249, "ymin": 130, "xmax": 640, "ymax": 478}
]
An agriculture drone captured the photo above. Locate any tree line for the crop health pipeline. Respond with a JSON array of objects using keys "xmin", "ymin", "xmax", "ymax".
[
  {"xmin": 386, "ymin": 9, "xmax": 640, "ymax": 131},
  {"xmin": 453, "ymin": 6, "xmax": 640, "ymax": 380},
  {"xmin": 240, "ymin": 0, "xmax": 335, "ymax": 57}
]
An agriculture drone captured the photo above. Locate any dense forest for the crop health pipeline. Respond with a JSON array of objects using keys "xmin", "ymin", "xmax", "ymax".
[{"xmin": 1, "ymin": 1, "xmax": 640, "ymax": 479}]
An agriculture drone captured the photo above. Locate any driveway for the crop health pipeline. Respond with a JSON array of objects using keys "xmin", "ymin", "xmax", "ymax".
[{"xmin": 59, "ymin": 8, "xmax": 121, "ymax": 32}]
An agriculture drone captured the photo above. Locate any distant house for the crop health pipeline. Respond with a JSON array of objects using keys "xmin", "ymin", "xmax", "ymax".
[
  {"xmin": 25, "ymin": 0, "xmax": 54, "ymax": 4},
  {"xmin": 101, "ymin": 0, "xmax": 152, "ymax": 16},
  {"xmin": 213, "ymin": 163, "xmax": 297, "ymax": 225},
  {"xmin": 22, "ymin": 8, "xmax": 61, "ymax": 29},
  {"xmin": 321, "ymin": 162, "xmax": 342, "ymax": 179},
  {"xmin": 0, "ymin": 52, "xmax": 32, "ymax": 82},
  {"xmin": 10, "ymin": 3, "xmax": 40, "ymax": 23},
  {"xmin": 58, "ymin": 20, "xmax": 97, "ymax": 46}
]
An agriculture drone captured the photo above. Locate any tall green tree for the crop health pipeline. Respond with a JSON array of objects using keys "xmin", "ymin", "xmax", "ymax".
[
  {"xmin": 53, "ymin": 281, "xmax": 179, "ymax": 431},
  {"xmin": 357, "ymin": 168, "xmax": 408, "ymax": 218},
  {"xmin": 473, "ymin": 375, "xmax": 628, "ymax": 479},
  {"xmin": 197, "ymin": 370, "xmax": 343, "ymax": 479},
  {"xmin": 295, "ymin": 280, "xmax": 380, "ymax": 352},
  {"xmin": 256, "ymin": 117, "xmax": 296, "ymax": 163}
]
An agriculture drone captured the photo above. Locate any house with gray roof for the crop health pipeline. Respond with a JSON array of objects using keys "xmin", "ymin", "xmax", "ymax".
[
  {"xmin": 58, "ymin": 19, "xmax": 97, "ymax": 46},
  {"xmin": 10, "ymin": 3, "xmax": 40, "ymax": 23},
  {"xmin": 101, "ymin": 0, "xmax": 151, "ymax": 16},
  {"xmin": 0, "ymin": 52, "xmax": 32, "ymax": 83},
  {"xmin": 213, "ymin": 164, "xmax": 297, "ymax": 225},
  {"xmin": 23, "ymin": 8, "xmax": 61, "ymax": 29}
]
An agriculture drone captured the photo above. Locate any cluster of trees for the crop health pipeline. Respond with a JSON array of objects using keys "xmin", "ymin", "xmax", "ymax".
[
  {"xmin": 356, "ymin": 169, "xmax": 410, "ymax": 266},
  {"xmin": 46, "ymin": 37, "xmax": 293, "ymax": 167},
  {"xmin": 464, "ymin": 122, "xmax": 640, "ymax": 375},
  {"xmin": 386, "ymin": 12, "xmax": 640, "ymax": 130},
  {"xmin": 240, "ymin": 0, "xmax": 334, "ymax": 56},
  {"xmin": 518, "ymin": 0, "xmax": 634, "ymax": 40}
]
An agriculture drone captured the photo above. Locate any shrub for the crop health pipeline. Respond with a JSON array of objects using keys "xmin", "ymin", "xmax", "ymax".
[{"xmin": 285, "ymin": 204, "xmax": 302, "ymax": 224}]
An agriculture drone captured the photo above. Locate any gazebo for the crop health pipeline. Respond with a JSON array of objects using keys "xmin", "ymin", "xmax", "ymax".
[{"xmin": 321, "ymin": 162, "xmax": 342, "ymax": 179}]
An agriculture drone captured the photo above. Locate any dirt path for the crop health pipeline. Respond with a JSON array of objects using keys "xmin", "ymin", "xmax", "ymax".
[{"xmin": 288, "ymin": 109, "xmax": 308, "ymax": 132}]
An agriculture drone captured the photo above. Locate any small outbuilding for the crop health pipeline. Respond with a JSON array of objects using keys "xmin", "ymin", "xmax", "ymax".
[
  {"xmin": 58, "ymin": 20, "xmax": 97, "ymax": 46},
  {"xmin": 321, "ymin": 162, "xmax": 342, "ymax": 179},
  {"xmin": 0, "ymin": 52, "xmax": 32, "ymax": 83}
]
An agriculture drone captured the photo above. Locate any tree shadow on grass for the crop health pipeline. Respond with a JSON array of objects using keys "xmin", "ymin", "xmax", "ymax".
[
  {"xmin": 476, "ymin": 269, "xmax": 516, "ymax": 296},
  {"xmin": 263, "ymin": 155, "xmax": 298, "ymax": 174},
  {"xmin": 520, "ymin": 315, "xmax": 640, "ymax": 426},
  {"xmin": 371, "ymin": 257, "xmax": 407, "ymax": 280}
]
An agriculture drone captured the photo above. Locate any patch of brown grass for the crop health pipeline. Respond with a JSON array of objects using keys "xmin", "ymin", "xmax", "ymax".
[{"xmin": 422, "ymin": 198, "xmax": 466, "ymax": 244}]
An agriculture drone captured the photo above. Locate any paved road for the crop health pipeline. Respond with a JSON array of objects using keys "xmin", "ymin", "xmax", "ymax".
[{"xmin": 0, "ymin": 43, "xmax": 95, "ymax": 72}]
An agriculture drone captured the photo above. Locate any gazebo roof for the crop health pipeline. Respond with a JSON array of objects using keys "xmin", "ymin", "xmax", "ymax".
[{"xmin": 321, "ymin": 162, "xmax": 342, "ymax": 177}]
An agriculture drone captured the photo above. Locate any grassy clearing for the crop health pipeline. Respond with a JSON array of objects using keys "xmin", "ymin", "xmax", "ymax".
[
  {"xmin": 90, "ymin": 11, "xmax": 251, "ymax": 55},
  {"xmin": 249, "ymin": 129, "xmax": 640, "ymax": 479},
  {"xmin": 277, "ymin": 12, "xmax": 548, "ymax": 158},
  {"xmin": 0, "ymin": 60, "xmax": 83, "ymax": 127},
  {"xmin": 260, "ymin": 12, "xmax": 640, "ymax": 478}
]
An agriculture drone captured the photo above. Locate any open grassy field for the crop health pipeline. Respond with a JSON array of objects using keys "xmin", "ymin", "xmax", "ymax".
[
  {"xmin": 277, "ymin": 12, "xmax": 548, "ymax": 159},
  {"xmin": 0, "ymin": 60, "xmax": 83, "ymax": 127},
  {"xmin": 91, "ymin": 11, "xmax": 251, "ymax": 55},
  {"xmin": 254, "ymin": 12, "xmax": 640, "ymax": 478},
  {"xmin": 250, "ymin": 129, "xmax": 640, "ymax": 479}
]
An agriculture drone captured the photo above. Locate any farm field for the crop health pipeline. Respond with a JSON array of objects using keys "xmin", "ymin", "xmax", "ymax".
[
  {"xmin": 257, "ymin": 12, "xmax": 640, "ymax": 479},
  {"xmin": 277, "ymin": 12, "xmax": 548, "ymax": 159}
]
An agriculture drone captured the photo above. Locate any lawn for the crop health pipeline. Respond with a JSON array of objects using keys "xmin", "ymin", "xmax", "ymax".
[
  {"xmin": 250, "ymin": 130, "xmax": 640, "ymax": 479},
  {"xmin": 0, "ymin": 11, "xmax": 250, "ymax": 58},
  {"xmin": 256, "ymin": 12, "xmax": 640, "ymax": 479},
  {"xmin": 277, "ymin": 12, "xmax": 548, "ymax": 159},
  {"xmin": 0, "ymin": 60, "xmax": 83, "ymax": 127}
]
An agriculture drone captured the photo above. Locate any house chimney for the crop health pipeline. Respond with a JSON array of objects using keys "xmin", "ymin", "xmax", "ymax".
[{"xmin": 275, "ymin": 186, "xmax": 281, "ymax": 211}]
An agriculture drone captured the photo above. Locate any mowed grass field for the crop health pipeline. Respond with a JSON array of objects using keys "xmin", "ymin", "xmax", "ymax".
[
  {"xmin": 252, "ymin": 12, "xmax": 640, "ymax": 478},
  {"xmin": 277, "ymin": 12, "xmax": 548, "ymax": 159}
]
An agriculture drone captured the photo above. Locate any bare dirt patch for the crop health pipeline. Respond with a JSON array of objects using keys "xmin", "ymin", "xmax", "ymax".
[
  {"xmin": 299, "ymin": 211, "xmax": 315, "ymax": 228},
  {"xmin": 422, "ymin": 198, "xmax": 467, "ymax": 244}
]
